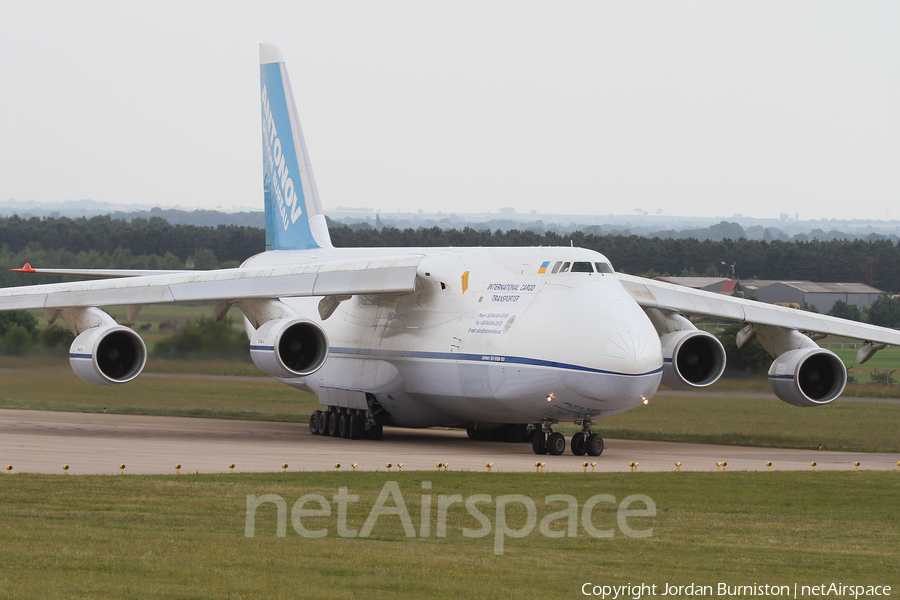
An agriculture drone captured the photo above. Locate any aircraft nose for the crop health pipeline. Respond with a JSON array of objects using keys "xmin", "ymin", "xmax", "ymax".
[
  {"xmin": 557, "ymin": 309, "xmax": 662, "ymax": 404},
  {"xmin": 596, "ymin": 326, "xmax": 662, "ymax": 402},
  {"xmin": 602, "ymin": 328, "xmax": 662, "ymax": 376}
]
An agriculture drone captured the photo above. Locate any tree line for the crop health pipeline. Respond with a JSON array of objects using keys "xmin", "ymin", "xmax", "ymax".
[
  {"xmin": 2, "ymin": 216, "xmax": 900, "ymax": 292},
  {"xmin": 331, "ymin": 226, "xmax": 900, "ymax": 293},
  {"xmin": 0, "ymin": 215, "xmax": 263, "ymax": 263}
]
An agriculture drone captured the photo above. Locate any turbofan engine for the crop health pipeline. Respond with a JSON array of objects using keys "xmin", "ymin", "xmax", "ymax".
[
  {"xmin": 69, "ymin": 325, "xmax": 148, "ymax": 385},
  {"xmin": 768, "ymin": 347, "xmax": 847, "ymax": 407},
  {"xmin": 250, "ymin": 318, "xmax": 329, "ymax": 378},
  {"xmin": 660, "ymin": 329, "xmax": 727, "ymax": 390}
]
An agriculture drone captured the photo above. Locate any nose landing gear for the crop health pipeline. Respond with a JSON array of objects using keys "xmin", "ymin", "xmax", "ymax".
[
  {"xmin": 572, "ymin": 419, "xmax": 604, "ymax": 456},
  {"xmin": 531, "ymin": 419, "xmax": 567, "ymax": 455}
]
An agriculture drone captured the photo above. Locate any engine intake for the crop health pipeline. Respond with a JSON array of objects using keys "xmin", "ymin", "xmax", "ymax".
[
  {"xmin": 250, "ymin": 318, "xmax": 329, "ymax": 378},
  {"xmin": 660, "ymin": 329, "xmax": 726, "ymax": 389},
  {"xmin": 768, "ymin": 347, "xmax": 847, "ymax": 407},
  {"xmin": 69, "ymin": 325, "xmax": 148, "ymax": 385}
]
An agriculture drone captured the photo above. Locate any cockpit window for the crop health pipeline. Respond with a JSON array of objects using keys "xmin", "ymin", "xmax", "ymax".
[
  {"xmin": 571, "ymin": 261, "xmax": 593, "ymax": 273},
  {"xmin": 545, "ymin": 259, "xmax": 614, "ymax": 275}
]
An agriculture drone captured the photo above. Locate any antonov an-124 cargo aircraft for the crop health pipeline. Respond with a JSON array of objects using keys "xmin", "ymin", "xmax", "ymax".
[{"xmin": 2, "ymin": 45, "xmax": 899, "ymax": 457}]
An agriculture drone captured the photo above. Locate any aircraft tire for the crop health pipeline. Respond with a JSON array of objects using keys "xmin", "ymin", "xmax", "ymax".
[
  {"xmin": 585, "ymin": 434, "xmax": 604, "ymax": 457},
  {"xmin": 328, "ymin": 411, "xmax": 340, "ymax": 437},
  {"xmin": 316, "ymin": 411, "xmax": 329, "ymax": 435},
  {"xmin": 570, "ymin": 432, "xmax": 586, "ymax": 456},
  {"xmin": 310, "ymin": 410, "xmax": 323, "ymax": 435},
  {"xmin": 339, "ymin": 413, "xmax": 351, "ymax": 439},
  {"xmin": 531, "ymin": 431, "xmax": 548, "ymax": 455},
  {"xmin": 349, "ymin": 414, "xmax": 364, "ymax": 440},
  {"xmin": 547, "ymin": 432, "xmax": 566, "ymax": 455}
]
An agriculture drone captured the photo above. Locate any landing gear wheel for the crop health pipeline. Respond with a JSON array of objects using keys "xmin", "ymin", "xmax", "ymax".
[
  {"xmin": 328, "ymin": 411, "xmax": 341, "ymax": 437},
  {"xmin": 547, "ymin": 432, "xmax": 566, "ymax": 455},
  {"xmin": 310, "ymin": 410, "xmax": 323, "ymax": 435},
  {"xmin": 316, "ymin": 411, "xmax": 328, "ymax": 435},
  {"xmin": 365, "ymin": 423, "xmax": 384, "ymax": 440},
  {"xmin": 339, "ymin": 413, "xmax": 351, "ymax": 439},
  {"xmin": 585, "ymin": 434, "xmax": 604, "ymax": 457},
  {"xmin": 570, "ymin": 432, "xmax": 586, "ymax": 456},
  {"xmin": 531, "ymin": 431, "xmax": 548, "ymax": 455},
  {"xmin": 349, "ymin": 414, "xmax": 364, "ymax": 440}
]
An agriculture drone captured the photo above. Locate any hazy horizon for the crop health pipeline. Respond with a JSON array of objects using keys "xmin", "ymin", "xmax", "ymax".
[{"xmin": 4, "ymin": 198, "xmax": 900, "ymax": 233}]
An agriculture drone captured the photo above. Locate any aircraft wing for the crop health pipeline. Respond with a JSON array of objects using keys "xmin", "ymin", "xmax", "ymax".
[
  {"xmin": 10, "ymin": 263, "xmax": 188, "ymax": 279},
  {"xmin": 0, "ymin": 256, "xmax": 421, "ymax": 311},
  {"xmin": 617, "ymin": 272, "xmax": 900, "ymax": 346}
]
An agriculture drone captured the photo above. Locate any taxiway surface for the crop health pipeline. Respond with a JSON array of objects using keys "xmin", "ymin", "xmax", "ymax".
[{"xmin": 1, "ymin": 409, "xmax": 898, "ymax": 475}]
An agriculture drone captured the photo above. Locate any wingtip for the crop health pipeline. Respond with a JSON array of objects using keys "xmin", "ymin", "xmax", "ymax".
[
  {"xmin": 259, "ymin": 43, "xmax": 284, "ymax": 65},
  {"xmin": 10, "ymin": 262, "xmax": 35, "ymax": 273}
]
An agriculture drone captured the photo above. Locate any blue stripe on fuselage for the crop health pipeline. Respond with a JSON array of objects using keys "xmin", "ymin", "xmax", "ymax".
[{"xmin": 328, "ymin": 346, "xmax": 662, "ymax": 378}]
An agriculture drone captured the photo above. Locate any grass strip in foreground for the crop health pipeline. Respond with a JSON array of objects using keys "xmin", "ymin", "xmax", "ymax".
[{"xmin": 0, "ymin": 471, "xmax": 897, "ymax": 599}]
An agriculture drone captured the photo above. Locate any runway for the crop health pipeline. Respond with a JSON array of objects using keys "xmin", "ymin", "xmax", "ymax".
[{"xmin": 2, "ymin": 408, "xmax": 898, "ymax": 475}]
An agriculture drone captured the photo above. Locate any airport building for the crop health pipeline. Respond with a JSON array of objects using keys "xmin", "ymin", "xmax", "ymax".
[{"xmin": 656, "ymin": 277, "xmax": 884, "ymax": 314}]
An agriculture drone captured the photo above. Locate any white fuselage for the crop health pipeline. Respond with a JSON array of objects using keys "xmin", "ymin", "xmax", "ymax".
[{"xmin": 243, "ymin": 246, "xmax": 663, "ymax": 428}]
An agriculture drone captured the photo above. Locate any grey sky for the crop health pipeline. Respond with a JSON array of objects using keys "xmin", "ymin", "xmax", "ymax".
[{"xmin": 1, "ymin": 1, "xmax": 898, "ymax": 221}]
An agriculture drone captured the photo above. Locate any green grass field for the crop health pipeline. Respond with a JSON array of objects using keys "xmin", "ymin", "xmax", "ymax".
[
  {"xmin": 698, "ymin": 375, "xmax": 900, "ymax": 399},
  {"xmin": 1, "ymin": 471, "xmax": 897, "ymax": 599},
  {"xmin": 0, "ymin": 365, "xmax": 314, "ymax": 422},
  {"xmin": 830, "ymin": 345, "xmax": 900, "ymax": 371}
]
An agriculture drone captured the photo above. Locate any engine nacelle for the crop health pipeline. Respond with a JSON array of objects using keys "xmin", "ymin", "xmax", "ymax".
[
  {"xmin": 250, "ymin": 318, "xmax": 329, "ymax": 378},
  {"xmin": 768, "ymin": 347, "xmax": 847, "ymax": 407},
  {"xmin": 660, "ymin": 329, "xmax": 726, "ymax": 390},
  {"xmin": 69, "ymin": 325, "xmax": 148, "ymax": 386}
]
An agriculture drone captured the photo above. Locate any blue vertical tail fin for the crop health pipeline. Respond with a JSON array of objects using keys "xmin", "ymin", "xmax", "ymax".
[{"xmin": 259, "ymin": 44, "xmax": 332, "ymax": 250}]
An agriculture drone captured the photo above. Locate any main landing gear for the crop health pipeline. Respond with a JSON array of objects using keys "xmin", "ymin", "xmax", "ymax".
[
  {"xmin": 531, "ymin": 419, "xmax": 604, "ymax": 457},
  {"xmin": 308, "ymin": 408, "xmax": 383, "ymax": 441}
]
